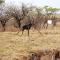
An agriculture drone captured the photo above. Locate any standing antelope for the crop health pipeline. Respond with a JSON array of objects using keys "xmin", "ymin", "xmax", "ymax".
[{"xmin": 20, "ymin": 16, "xmax": 34, "ymax": 36}]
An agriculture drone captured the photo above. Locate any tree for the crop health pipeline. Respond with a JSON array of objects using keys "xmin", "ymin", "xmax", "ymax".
[
  {"xmin": 0, "ymin": 0, "xmax": 4, "ymax": 4},
  {"xmin": 47, "ymin": 7, "xmax": 60, "ymax": 14},
  {"xmin": 5, "ymin": 5, "xmax": 22, "ymax": 28},
  {"xmin": 44, "ymin": 6, "xmax": 60, "ymax": 15}
]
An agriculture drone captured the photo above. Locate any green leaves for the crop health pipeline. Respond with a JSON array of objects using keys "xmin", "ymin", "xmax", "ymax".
[
  {"xmin": 44, "ymin": 5, "xmax": 60, "ymax": 14},
  {"xmin": 47, "ymin": 7, "xmax": 60, "ymax": 12}
]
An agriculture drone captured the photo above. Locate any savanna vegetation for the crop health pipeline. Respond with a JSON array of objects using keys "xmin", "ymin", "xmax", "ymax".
[{"xmin": 0, "ymin": 0, "xmax": 60, "ymax": 60}]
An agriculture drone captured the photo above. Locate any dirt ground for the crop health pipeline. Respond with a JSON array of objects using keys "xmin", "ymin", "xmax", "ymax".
[{"xmin": 0, "ymin": 26, "xmax": 60, "ymax": 60}]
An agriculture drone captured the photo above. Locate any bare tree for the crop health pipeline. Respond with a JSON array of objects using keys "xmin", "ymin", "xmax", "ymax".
[
  {"xmin": 5, "ymin": 5, "xmax": 22, "ymax": 28},
  {"xmin": 35, "ymin": 8, "xmax": 48, "ymax": 29},
  {"xmin": 0, "ymin": 14, "xmax": 10, "ymax": 31}
]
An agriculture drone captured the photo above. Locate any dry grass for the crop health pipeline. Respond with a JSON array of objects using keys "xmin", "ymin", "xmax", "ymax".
[{"xmin": 0, "ymin": 26, "xmax": 60, "ymax": 60}]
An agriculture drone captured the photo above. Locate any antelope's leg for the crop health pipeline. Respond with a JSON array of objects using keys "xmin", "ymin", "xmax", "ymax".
[
  {"xmin": 28, "ymin": 29, "xmax": 29, "ymax": 36},
  {"xmin": 3, "ymin": 26, "xmax": 5, "ymax": 32},
  {"xmin": 28, "ymin": 27, "xmax": 29, "ymax": 36}
]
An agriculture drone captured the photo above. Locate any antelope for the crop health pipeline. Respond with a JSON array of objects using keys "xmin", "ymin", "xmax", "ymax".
[{"xmin": 20, "ymin": 16, "xmax": 34, "ymax": 36}]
